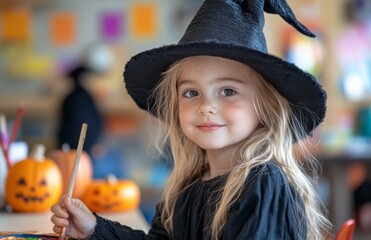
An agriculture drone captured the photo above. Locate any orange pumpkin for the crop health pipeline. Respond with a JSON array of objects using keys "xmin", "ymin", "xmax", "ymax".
[
  {"xmin": 82, "ymin": 174, "xmax": 140, "ymax": 212},
  {"xmin": 48, "ymin": 144, "xmax": 92, "ymax": 199},
  {"xmin": 5, "ymin": 144, "xmax": 62, "ymax": 212}
]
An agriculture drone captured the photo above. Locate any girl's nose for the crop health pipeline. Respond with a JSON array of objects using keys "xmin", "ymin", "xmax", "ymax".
[{"xmin": 198, "ymin": 100, "xmax": 216, "ymax": 115}]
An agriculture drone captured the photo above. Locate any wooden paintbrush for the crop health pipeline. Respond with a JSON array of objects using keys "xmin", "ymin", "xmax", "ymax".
[{"xmin": 59, "ymin": 123, "xmax": 88, "ymax": 240}]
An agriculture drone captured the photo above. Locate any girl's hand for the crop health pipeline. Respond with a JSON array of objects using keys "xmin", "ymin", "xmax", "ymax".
[{"xmin": 51, "ymin": 195, "xmax": 97, "ymax": 239}]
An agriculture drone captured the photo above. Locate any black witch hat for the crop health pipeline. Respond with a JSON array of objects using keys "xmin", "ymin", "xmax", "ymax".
[{"xmin": 124, "ymin": 0, "xmax": 327, "ymax": 136}]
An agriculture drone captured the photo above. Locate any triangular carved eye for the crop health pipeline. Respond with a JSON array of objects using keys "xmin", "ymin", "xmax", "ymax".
[
  {"xmin": 17, "ymin": 178, "xmax": 27, "ymax": 185},
  {"xmin": 40, "ymin": 178, "xmax": 47, "ymax": 186}
]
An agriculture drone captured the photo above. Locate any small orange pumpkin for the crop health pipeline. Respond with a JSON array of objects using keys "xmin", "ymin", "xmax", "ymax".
[
  {"xmin": 82, "ymin": 174, "xmax": 140, "ymax": 212},
  {"xmin": 5, "ymin": 144, "xmax": 62, "ymax": 212},
  {"xmin": 47, "ymin": 144, "xmax": 92, "ymax": 199}
]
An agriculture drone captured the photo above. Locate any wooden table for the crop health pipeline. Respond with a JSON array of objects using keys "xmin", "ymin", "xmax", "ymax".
[{"xmin": 0, "ymin": 209, "xmax": 149, "ymax": 235}]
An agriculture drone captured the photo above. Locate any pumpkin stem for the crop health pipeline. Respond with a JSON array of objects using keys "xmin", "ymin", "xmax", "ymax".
[
  {"xmin": 107, "ymin": 173, "xmax": 118, "ymax": 185},
  {"xmin": 31, "ymin": 144, "xmax": 46, "ymax": 161},
  {"xmin": 62, "ymin": 143, "xmax": 71, "ymax": 152}
]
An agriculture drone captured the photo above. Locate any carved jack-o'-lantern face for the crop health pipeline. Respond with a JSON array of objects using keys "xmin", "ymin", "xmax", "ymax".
[
  {"xmin": 5, "ymin": 145, "xmax": 62, "ymax": 212},
  {"xmin": 82, "ymin": 174, "xmax": 140, "ymax": 212}
]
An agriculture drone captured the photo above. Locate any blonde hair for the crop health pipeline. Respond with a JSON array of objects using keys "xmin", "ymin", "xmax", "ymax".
[{"xmin": 149, "ymin": 57, "xmax": 332, "ymax": 239}]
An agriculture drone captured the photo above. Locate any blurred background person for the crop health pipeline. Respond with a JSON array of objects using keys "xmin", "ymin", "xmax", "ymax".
[{"xmin": 57, "ymin": 43, "xmax": 113, "ymax": 155}]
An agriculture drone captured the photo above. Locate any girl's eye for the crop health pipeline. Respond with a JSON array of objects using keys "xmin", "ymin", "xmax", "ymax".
[
  {"xmin": 183, "ymin": 89, "xmax": 199, "ymax": 98},
  {"xmin": 220, "ymin": 88, "xmax": 237, "ymax": 96}
]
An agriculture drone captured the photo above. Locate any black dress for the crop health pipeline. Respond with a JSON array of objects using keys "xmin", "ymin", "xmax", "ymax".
[{"xmin": 91, "ymin": 162, "xmax": 307, "ymax": 239}]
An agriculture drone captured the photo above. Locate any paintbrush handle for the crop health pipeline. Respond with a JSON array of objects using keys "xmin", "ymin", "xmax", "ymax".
[
  {"xmin": 66, "ymin": 123, "xmax": 88, "ymax": 197},
  {"xmin": 59, "ymin": 123, "xmax": 88, "ymax": 240}
]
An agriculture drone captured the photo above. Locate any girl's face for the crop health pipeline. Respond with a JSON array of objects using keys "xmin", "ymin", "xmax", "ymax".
[{"xmin": 177, "ymin": 56, "xmax": 260, "ymax": 152}]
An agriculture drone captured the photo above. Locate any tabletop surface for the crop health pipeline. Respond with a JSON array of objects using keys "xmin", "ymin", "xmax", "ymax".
[{"xmin": 0, "ymin": 209, "xmax": 149, "ymax": 235}]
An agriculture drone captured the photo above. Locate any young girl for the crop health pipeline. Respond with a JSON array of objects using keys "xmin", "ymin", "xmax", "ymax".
[{"xmin": 51, "ymin": 0, "xmax": 332, "ymax": 239}]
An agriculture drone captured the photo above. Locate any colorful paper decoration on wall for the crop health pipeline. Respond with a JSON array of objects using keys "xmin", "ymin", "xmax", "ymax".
[
  {"xmin": 336, "ymin": 20, "xmax": 371, "ymax": 101},
  {"xmin": 50, "ymin": 12, "xmax": 76, "ymax": 46},
  {"xmin": 0, "ymin": 9, "xmax": 30, "ymax": 41},
  {"xmin": 131, "ymin": 4, "xmax": 157, "ymax": 38},
  {"xmin": 6, "ymin": 51, "xmax": 54, "ymax": 78},
  {"xmin": 100, "ymin": 11, "xmax": 123, "ymax": 42},
  {"xmin": 283, "ymin": 25, "xmax": 324, "ymax": 78},
  {"xmin": 282, "ymin": 0, "xmax": 323, "ymax": 78},
  {"xmin": 22, "ymin": 54, "xmax": 54, "ymax": 77}
]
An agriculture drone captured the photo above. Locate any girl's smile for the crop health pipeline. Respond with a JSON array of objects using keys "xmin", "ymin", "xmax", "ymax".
[{"xmin": 196, "ymin": 122, "xmax": 226, "ymax": 132}]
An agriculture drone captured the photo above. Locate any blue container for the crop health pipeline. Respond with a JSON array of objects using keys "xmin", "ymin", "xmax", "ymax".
[{"xmin": 358, "ymin": 106, "xmax": 371, "ymax": 138}]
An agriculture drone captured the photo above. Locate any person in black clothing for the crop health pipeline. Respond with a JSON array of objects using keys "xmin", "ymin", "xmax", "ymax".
[
  {"xmin": 58, "ymin": 65, "xmax": 103, "ymax": 154},
  {"xmin": 354, "ymin": 180, "xmax": 371, "ymax": 230},
  {"xmin": 51, "ymin": 0, "xmax": 332, "ymax": 239}
]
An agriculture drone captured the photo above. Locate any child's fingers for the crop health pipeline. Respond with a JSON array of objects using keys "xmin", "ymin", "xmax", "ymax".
[
  {"xmin": 63, "ymin": 196, "xmax": 73, "ymax": 209},
  {"xmin": 64, "ymin": 197, "xmax": 88, "ymax": 215},
  {"xmin": 58, "ymin": 194, "xmax": 67, "ymax": 205},
  {"xmin": 51, "ymin": 214, "xmax": 69, "ymax": 228},
  {"xmin": 51, "ymin": 203, "xmax": 69, "ymax": 219},
  {"xmin": 52, "ymin": 225, "xmax": 65, "ymax": 235}
]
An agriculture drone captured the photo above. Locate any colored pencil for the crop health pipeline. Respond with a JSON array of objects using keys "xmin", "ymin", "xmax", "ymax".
[{"xmin": 9, "ymin": 103, "xmax": 25, "ymax": 147}]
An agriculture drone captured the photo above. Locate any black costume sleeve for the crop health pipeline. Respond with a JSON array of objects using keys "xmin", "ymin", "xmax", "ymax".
[
  {"xmin": 90, "ymin": 205, "xmax": 171, "ymax": 240},
  {"xmin": 221, "ymin": 164, "xmax": 307, "ymax": 240}
]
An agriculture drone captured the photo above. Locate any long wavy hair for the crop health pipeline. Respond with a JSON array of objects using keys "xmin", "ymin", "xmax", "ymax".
[{"xmin": 148, "ymin": 57, "xmax": 332, "ymax": 239}]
